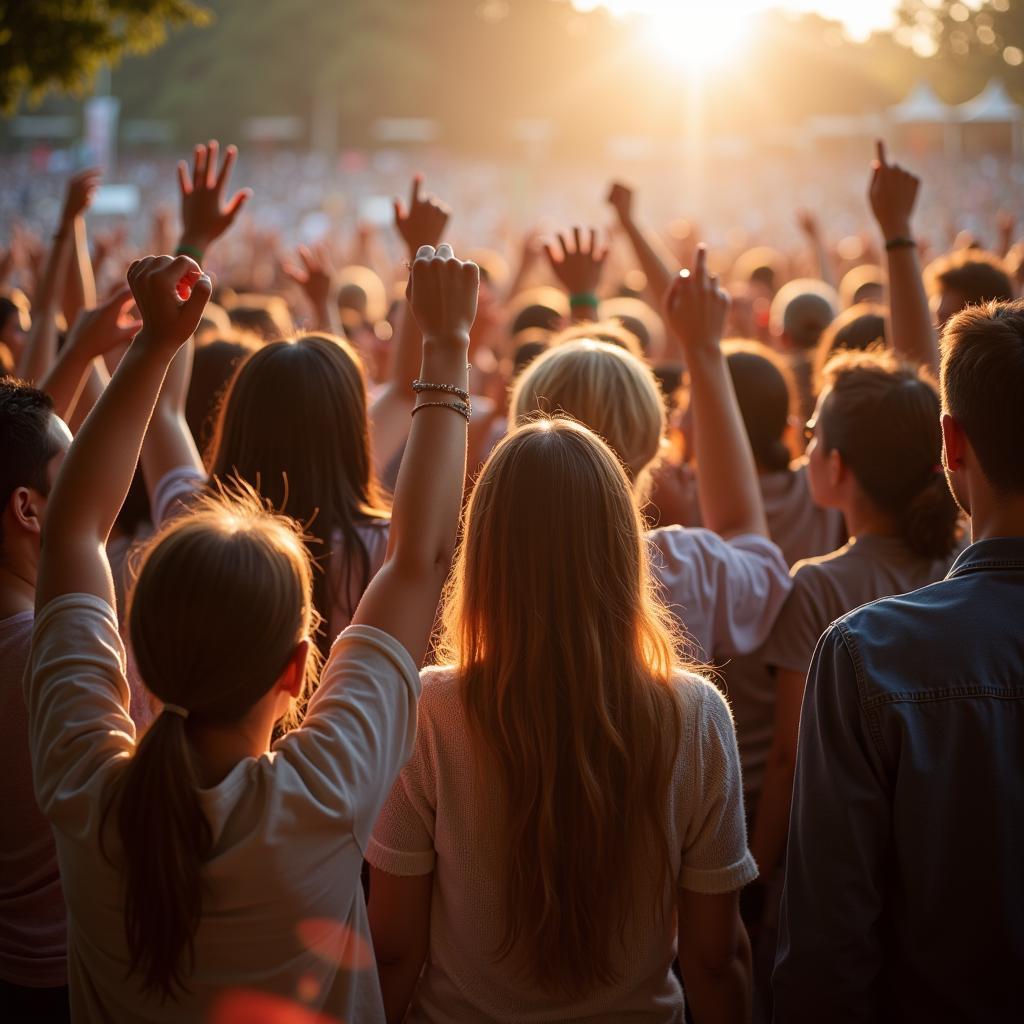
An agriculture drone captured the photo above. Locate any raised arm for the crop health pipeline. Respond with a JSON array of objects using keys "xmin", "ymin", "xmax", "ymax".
[
  {"xmin": 62, "ymin": 183, "xmax": 100, "ymax": 328},
  {"xmin": 544, "ymin": 226, "xmax": 607, "ymax": 323},
  {"xmin": 16, "ymin": 169, "xmax": 100, "ymax": 382},
  {"xmin": 282, "ymin": 242, "xmax": 336, "ymax": 332},
  {"xmin": 665, "ymin": 247, "xmax": 768, "ymax": 539},
  {"xmin": 38, "ymin": 288, "xmax": 140, "ymax": 420},
  {"xmin": 369, "ymin": 175, "xmax": 450, "ymax": 474},
  {"xmin": 36, "ymin": 257, "xmax": 211, "ymax": 610},
  {"xmin": 796, "ymin": 208, "xmax": 836, "ymax": 288},
  {"xmin": 353, "ymin": 243, "xmax": 476, "ymax": 665},
  {"xmin": 869, "ymin": 140, "xmax": 938, "ymax": 376},
  {"xmin": 608, "ymin": 182, "xmax": 678, "ymax": 312}
]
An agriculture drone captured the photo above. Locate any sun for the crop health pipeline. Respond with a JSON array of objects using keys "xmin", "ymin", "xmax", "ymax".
[{"xmin": 635, "ymin": 4, "xmax": 752, "ymax": 73}]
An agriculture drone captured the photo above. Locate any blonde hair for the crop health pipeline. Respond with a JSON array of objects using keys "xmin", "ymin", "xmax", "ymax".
[
  {"xmin": 114, "ymin": 485, "xmax": 319, "ymax": 998},
  {"xmin": 439, "ymin": 419, "xmax": 684, "ymax": 994},
  {"xmin": 509, "ymin": 340, "xmax": 665, "ymax": 492}
]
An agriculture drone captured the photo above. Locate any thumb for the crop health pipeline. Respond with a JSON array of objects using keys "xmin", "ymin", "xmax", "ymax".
[{"xmin": 182, "ymin": 273, "xmax": 213, "ymax": 327}]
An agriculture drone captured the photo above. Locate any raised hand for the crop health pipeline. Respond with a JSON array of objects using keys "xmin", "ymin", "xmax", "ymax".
[
  {"xmin": 796, "ymin": 208, "xmax": 821, "ymax": 241},
  {"xmin": 407, "ymin": 243, "xmax": 479, "ymax": 344},
  {"xmin": 176, "ymin": 140, "xmax": 251, "ymax": 255},
  {"xmin": 283, "ymin": 243, "xmax": 334, "ymax": 312},
  {"xmin": 869, "ymin": 140, "xmax": 920, "ymax": 241},
  {"xmin": 394, "ymin": 175, "xmax": 450, "ymax": 256},
  {"xmin": 607, "ymin": 182, "xmax": 634, "ymax": 224},
  {"xmin": 60, "ymin": 168, "xmax": 102, "ymax": 230},
  {"xmin": 545, "ymin": 227, "xmax": 608, "ymax": 296},
  {"xmin": 664, "ymin": 245, "xmax": 731, "ymax": 356},
  {"xmin": 127, "ymin": 255, "xmax": 212, "ymax": 357},
  {"xmin": 65, "ymin": 288, "xmax": 142, "ymax": 359}
]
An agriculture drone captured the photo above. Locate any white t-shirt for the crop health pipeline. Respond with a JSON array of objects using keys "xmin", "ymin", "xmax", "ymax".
[
  {"xmin": 646, "ymin": 527, "xmax": 792, "ymax": 662},
  {"xmin": 153, "ymin": 466, "xmax": 391, "ymax": 638},
  {"xmin": 0, "ymin": 610, "xmax": 66, "ymax": 987},
  {"xmin": 25, "ymin": 594, "xmax": 420, "ymax": 1023},
  {"xmin": 367, "ymin": 666, "xmax": 758, "ymax": 1023}
]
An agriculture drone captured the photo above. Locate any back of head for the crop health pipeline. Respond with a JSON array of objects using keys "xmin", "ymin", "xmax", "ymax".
[
  {"xmin": 940, "ymin": 298, "xmax": 1024, "ymax": 495},
  {"xmin": 599, "ymin": 296, "xmax": 663, "ymax": 356},
  {"xmin": 927, "ymin": 250, "xmax": 1015, "ymax": 323},
  {"xmin": 0, "ymin": 377, "xmax": 59, "ymax": 557},
  {"xmin": 441, "ymin": 419, "xmax": 682, "ymax": 993},
  {"xmin": 185, "ymin": 336, "xmax": 261, "ymax": 451},
  {"xmin": 723, "ymin": 340, "xmax": 796, "ymax": 473},
  {"xmin": 508, "ymin": 286, "xmax": 570, "ymax": 336},
  {"xmin": 732, "ymin": 246, "xmax": 786, "ymax": 295},
  {"xmin": 813, "ymin": 302, "xmax": 887, "ymax": 390},
  {"xmin": 509, "ymin": 339, "xmax": 665, "ymax": 488},
  {"xmin": 839, "ymin": 264, "xmax": 885, "ymax": 309},
  {"xmin": 209, "ymin": 334, "xmax": 385, "ymax": 645},
  {"xmin": 336, "ymin": 265, "xmax": 387, "ymax": 324},
  {"xmin": 552, "ymin": 319, "xmax": 643, "ymax": 359},
  {"xmin": 119, "ymin": 488, "xmax": 317, "ymax": 997},
  {"xmin": 819, "ymin": 350, "xmax": 959, "ymax": 559},
  {"xmin": 770, "ymin": 279, "xmax": 839, "ymax": 351},
  {"xmin": 226, "ymin": 295, "xmax": 294, "ymax": 342}
]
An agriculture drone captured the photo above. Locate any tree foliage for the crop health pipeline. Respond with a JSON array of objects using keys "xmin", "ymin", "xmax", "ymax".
[{"xmin": 0, "ymin": 0, "xmax": 208, "ymax": 112}]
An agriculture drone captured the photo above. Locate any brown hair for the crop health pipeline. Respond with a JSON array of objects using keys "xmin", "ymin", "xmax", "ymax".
[
  {"xmin": 819, "ymin": 350, "xmax": 959, "ymax": 559},
  {"xmin": 439, "ymin": 419, "xmax": 684, "ymax": 994},
  {"xmin": 813, "ymin": 302, "xmax": 887, "ymax": 392},
  {"xmin": 940, "ymin": 299, "xmax": 1024, "ymax": 494},
  {"xmin": 927, "ymin": 250, "xmax": 1015, "ymax": 307},
  {"xmin": 723, "ymin": 340, "xmax": 797, "ymax": 473},
  {"xmin": 208, "ymin": 334, "xmax": 388, "ymax": 652},
  {"xmin": 115, "ymin": 487, "xmax": 319, "ymax": 998}
]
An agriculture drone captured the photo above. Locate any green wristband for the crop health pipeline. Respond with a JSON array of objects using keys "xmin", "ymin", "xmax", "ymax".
[
  {"xmin": 570, "ymin": 292, "xmax": 599, "ymax": 308},
  {"xmin": 175, "ymin": 243, "xmax": 205, "ymax": 263}
]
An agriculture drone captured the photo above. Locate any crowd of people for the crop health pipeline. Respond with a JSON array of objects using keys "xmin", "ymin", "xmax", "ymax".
[{"xmin": 1, "ymin": 133, "xmax": 1022, "ymax": 1024}]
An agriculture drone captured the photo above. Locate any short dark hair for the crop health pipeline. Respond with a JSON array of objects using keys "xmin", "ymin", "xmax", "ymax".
[
  {"xmin": 940, "ymin": 299, "xmax": 1024, "ymax": 494},
  {"xmin": 724, "ymin": 340, "xmax": 796, "ymax": 473},
  {"xmin": 929, "ymin": 250, "xmax": 1014, "ymax": 307},
  {"xmin": 0, "ymin": 377, "xmax": 60, "ymax": 549}
]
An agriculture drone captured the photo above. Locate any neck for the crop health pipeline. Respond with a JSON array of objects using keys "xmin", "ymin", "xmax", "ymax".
[
  {"xmin": 187, "ymin": 713, "xmax": 275, "ymax": 789},
  {"xmin": 0, "ymin": 562, "xmax": 36, "ymax": 619},
  {"xmin": 968, "ymin": 492, "xmax": 1024, "ymax": 544},
  {"xmin": 842, "ymin": 493, "xmax": 898, "ymax": 541}
]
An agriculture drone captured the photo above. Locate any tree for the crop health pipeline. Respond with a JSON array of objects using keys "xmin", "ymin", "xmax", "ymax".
[{"xmin": 0, "ymin": 0, "xmax": 209, "ymax": 112}]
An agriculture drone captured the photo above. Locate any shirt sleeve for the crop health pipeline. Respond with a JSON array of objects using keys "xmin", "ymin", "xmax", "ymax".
[
  {"xmin": 772, "ymin": 622, "xmax": 890, "ymax": 1023},
  {"xmin": 24, "ymin": 595, "xmax": 135, "ymax": 839},
  {"xmin": 152, "ymin": 465, "xmax": 207, "ymax": 526},
  {"xmin": 364, "ymin": 676, "xmax": 440, "ymax": 877},
  {"xmin": 650, "ymin": 528, "xmax": 792, "ymax": 661},
  {"xmin": 678, "ymin": 679, "xmax": 760, "ymax": 894},
  {"xmin": 762, "ymin": 563, "xmax": 831, "ymax": 675},
  {"xmin": 274, "ymin": 624, "xmax": 421, "ymax": 851}
]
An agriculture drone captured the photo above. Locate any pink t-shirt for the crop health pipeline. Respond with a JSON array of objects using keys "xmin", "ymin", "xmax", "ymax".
[{"xmin": 0, "ymin": 610, "xmax": 66, "ymax": 987}]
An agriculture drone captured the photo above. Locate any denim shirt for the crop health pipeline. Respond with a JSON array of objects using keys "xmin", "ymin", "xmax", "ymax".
[{"xmin": 772, "ymin": 537, "xmax": 1024, "ymax": 1024}]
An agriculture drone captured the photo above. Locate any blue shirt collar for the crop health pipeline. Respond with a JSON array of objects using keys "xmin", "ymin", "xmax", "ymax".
[{"xmin": 947, "ymin": 535, "xmax": 1024, "ymax": 578}]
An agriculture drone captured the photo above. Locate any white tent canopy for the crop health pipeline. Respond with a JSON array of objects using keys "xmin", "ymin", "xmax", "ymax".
[
  {"xmin": 888, "ymin": 82, "xmax": 953, "ymax": 124},
  {"xmin": 955, "ymin": 80, "xmax": 1021, "ymax": 124}
]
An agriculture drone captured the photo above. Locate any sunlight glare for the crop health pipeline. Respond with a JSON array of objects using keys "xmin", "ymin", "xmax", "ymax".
[{"xmin": 636, "ymin": 4, "xmax": 751, "ymax": 73}]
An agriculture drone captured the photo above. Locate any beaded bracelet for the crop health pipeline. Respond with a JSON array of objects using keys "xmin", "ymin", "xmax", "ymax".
[
  {"xmin": 411, "ymin": 399, "xmax": 472, "ymax": 422},
  {"xmin": 412, "ymin": 378, "xmax": 470, "ymax": 402}
]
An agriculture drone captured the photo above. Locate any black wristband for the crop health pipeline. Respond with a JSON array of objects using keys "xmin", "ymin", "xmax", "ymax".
[{"xmin": 885, "ymin": 237, "xmax": 916, "ymax": 252}]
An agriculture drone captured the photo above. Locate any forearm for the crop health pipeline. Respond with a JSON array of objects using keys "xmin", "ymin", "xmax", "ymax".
[
  {"xmin": 749, "ymin": 746, "xmax": 795, "ymax": 879},
  {"xmin": 48, "ymin": 344, "xmax": 170, "ymax": 546},
  {"xmin": 67, "ymin": 360, "xmax": 110, "ymax": 435},
  {"xmin": 622, "ymin": 217, "xmax": 676, "ymax": 302},
  {"xmin": 63, "ymin": 216, "xmax": 97, "ymax": 325},
  {"xmin": 17, "ymin": 231, "xmax": 72, "ymax": 382},
  {"xmin": 377, "ymin": 959, "xmax": 424, "ymax": 1024},
  {"xmin": 679, "ymin": 930, "xmax": 752, "ymax": 1024},
  {"xmin": 38, "ymin": 342, "xmax": 95, "ymax": 421},
  {"xmin": 689, "ymin": 350, "xmax": 768, "ymax": 538},
  {"xmin": 885, "ymin": 245, "xmax": 938, "ymax": 375}
]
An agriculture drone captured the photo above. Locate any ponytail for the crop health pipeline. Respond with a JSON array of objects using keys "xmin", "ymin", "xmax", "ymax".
[
  {"xmin": 898, "ymin": 471, "xmax": 960, "ymax": 560},
  {"xmin": 115, "ymin": 712, "xmax": 211, "ymax": 998}
]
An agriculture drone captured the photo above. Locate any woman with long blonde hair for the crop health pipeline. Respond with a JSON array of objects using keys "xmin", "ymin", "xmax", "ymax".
[{"xmin": 366, "ymin": 258, "xmax": 760, "ymax": 1024}]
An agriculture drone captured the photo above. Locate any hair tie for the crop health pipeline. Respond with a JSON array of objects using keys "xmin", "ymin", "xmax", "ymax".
[{"xmin": 162, "ymin": 702, "xmax": 190, "ymax": 720}]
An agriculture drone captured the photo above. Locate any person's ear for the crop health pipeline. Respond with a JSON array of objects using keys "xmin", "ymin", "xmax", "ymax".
[
  {"xmin": 941, "ymin": 412, "xmax": 966, "ymax": 472},
  {"xmin": 827, "ymin": 447, "xmax": 845, "ymax": 489},
  {"xmin": 9, "ymin": 486, "xmax": 44, "ymax": 536},
  {"xmin": 278, "ymin": 637, "xmax": 311, "ymax": 699}
]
